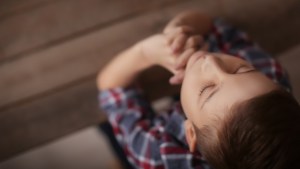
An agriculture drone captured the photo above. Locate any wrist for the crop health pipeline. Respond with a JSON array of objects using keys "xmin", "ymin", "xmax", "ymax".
[
  {"xmin": 134, "ymin": 41, "xmax": 155, "ymax": 69},
  {"xmin": 98, "ymin": 44, "xmax": 150, "ymax": 90},
  {"xmin": 131, "ymin": 43, "xmax": 154, "ymax": 71}
]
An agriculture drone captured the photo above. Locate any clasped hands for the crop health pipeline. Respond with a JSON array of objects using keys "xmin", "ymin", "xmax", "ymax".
[{"xmin": 138, "ymin": 24, "xmax": 208, "ymax": 85}]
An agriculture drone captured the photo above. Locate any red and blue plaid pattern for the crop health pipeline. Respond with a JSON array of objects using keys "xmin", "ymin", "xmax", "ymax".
[
  {"xmin": 100, "ymin": 87, "xmax": 209, "ymax": 169},
  {"xmin": 99, "ymin": 19, "xmax": 291, "ymax": 169}
]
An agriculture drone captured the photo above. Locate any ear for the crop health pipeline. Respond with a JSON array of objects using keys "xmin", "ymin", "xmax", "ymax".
[{"xmin": 184, "ymin": 120, "xmax": 197, "ymax": 152}]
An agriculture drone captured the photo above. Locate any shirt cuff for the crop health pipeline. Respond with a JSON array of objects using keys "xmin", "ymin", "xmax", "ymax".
[{"xmin": 99, "ymin": 84, "xmax": 155, "ymax": 120}]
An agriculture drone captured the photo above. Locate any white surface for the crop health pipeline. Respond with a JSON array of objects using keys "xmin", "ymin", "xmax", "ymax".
[{"xmin": 0, "ymin": 127, "xmax": 115, "ymax": 169}]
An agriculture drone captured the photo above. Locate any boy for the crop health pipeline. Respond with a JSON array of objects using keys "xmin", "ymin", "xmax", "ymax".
[{"xmin": 97, "ymin": 11, "xmax": 300, "ymax": 169}]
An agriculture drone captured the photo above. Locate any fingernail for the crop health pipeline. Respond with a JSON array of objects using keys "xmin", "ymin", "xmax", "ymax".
[{"xmin": 169, "ymin": 77, "xmax": 176, "ymax": 84}]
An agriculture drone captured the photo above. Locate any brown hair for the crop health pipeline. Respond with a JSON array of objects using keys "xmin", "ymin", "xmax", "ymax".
[{"xmin": 196, "ymin": 89, "xmax": 300, "ymax": 169}]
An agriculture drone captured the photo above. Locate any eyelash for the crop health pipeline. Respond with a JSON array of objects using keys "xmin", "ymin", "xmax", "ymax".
[
  {"xmin": 233, "ymin": 65, "xmax": 249, "ymax": 73},
  {"xmin": 199, "ymin": 84, "xmax": 214, "ymax": 96}
]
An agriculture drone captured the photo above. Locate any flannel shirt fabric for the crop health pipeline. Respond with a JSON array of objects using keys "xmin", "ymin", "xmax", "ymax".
[{"xmin": 99, "ymin": 19, "xmax": 292, "ymax": 169}]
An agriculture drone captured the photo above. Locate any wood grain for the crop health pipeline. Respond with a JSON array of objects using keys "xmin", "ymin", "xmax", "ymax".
[
  {"xmin": 221, "ymin": 0, "xmax": 300, "ymax": 54},
  {"xmin": 0, "ymin": 0, "xmax": 206, "ymax": 161},
  {"xmin": 278, "ymin": 45, "xmax": 300, "ymax": 102},
  {"xmin": 0, "ymin": 77, "xmax": 101, "ymax": 161},
  {"xmin": 0, "ymin": 0, "xmax": 205, "ymax": 109},
  {"xmin": 0, "ymin": 0, "xmax": 181, "ymax": 63},
  {"xmin": 0, "ymin": 0, "xmax": 53, "ymax": 19},
  {"xmin": 0, "ymin": 66, "xmax": 181, "ymax": 161}
]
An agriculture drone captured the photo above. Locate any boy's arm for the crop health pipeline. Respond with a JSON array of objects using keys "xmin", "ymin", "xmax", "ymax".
[
  {"xmin": 97, "ymin": 44, "xmax": 151, "ymax": 90},
  {"xmin": 98, "ymin": 11, "xmax": 214, "ymax": 89},
  {"xmin": 98, "ymin": 35, "xmax": 202, "ymax": 169},
  {"xmin": 97, "ymin": 34, "xmax": 176, "ymax": 90},
  {"xmin": 97, "ymin": 34, "xmax": 190, "ymax": 90}
]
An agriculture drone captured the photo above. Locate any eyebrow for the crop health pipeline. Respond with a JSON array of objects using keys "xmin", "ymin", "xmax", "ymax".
[{"xmin": 200, "ymin": 69, "xmax": 258, "ymax": 109}]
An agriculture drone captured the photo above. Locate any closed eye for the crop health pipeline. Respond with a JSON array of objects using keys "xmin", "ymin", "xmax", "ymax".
[
  {"xmin": 198, "ymin": 65, "xmax": 257, "ymax": 109},
  {"xmin": 199, "ymin": 84, "xmax": 214, "ymax": 96},
  {"xmin": 199, "ymin": 84, "xmax": 219, "ymax": 109},
  {"xmin": 233, "ymin": 65, "xmax": 255, "ymax": 74}
]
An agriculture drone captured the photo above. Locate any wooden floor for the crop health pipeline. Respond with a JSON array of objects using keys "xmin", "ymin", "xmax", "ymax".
[{"xmin": 0, "ymin": 0, "xmax": 300, "ymax": 162}]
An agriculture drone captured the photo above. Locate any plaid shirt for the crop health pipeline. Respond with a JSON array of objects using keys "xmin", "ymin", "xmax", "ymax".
[{"xmin": 99, "ymin": 19, "xmax": 291, "ymax": 169}]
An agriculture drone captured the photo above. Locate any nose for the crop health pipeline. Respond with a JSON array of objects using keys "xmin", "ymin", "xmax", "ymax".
[
  {"xmin": 203, "ymin": 54, "xmax": 228, "ymax": 78},
  {"xmin": 186, "ymin": 51, "xmax": 207, "ymax": 71}
]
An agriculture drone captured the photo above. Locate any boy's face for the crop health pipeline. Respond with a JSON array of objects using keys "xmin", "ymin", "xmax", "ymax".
[{"xmin": 181, "ymin": 52, "xmax": 278, "ymax": 130}]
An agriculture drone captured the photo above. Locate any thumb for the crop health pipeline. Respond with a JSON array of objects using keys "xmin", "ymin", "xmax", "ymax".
[{"xmin": 169, "ymin": 70, "xmax": 185, "ymax": 85}]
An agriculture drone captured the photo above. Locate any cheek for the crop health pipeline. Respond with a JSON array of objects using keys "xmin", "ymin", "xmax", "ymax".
[
  {"xmin": 181, "ymin": 80, "xmax": 192, "ymax": 119},
  {"xmin": 181, "ymin": 77, "xmax": 212, "ymax": 129},
  {"xmin": 181, "ymin": 75, "xmax": 200, "ymax": 120}
]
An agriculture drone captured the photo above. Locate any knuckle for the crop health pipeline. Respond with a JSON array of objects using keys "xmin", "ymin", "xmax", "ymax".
[
  {"xmin": 198, "ymin": 36, "xmax": 204, "ymax": 43},
  {"xmin": 189, "ymin": 47, "xmax": 196, "ymax": 53},
  {"xmin": 192, "ymin": 38, "xmax": 199, "ymax": 45},
  {"xmin": 174, "ymin": 39, "xmax": 180, "ymax": 46},
  {"xmin": 177, "ymin": 26, "xmax": 188, "ymax": 34},
  {"xmin": 178, "ymin": 33, "xmax": 186, "ymax": 39},
  {"xmin": 177, "ymin": 27, "xmax": 184, "ymax": 33},
  {"xmin": 186, "ymin": 37, "xmax": 196, "ymax": 46},
  {"xmin": 179, "ymin": 35, "xmax": 187, "ymax": 43}
]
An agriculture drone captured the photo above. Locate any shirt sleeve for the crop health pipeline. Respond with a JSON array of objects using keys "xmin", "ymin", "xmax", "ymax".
[
  {"xmin": 204, "ymin": 19, "xmax": 292, "ymax": 92},
  {"xmin": 99, "ymin": 86, "xmax": 210, "ymax": 169},
  {"xmin": 99, "ymin": 86, "xmax": 154, "ymax": 147}
]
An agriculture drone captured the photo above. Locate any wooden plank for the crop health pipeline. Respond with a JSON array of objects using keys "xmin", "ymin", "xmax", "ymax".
[
  {"xmin": 0, "ymin": 66, "xmax": 180, "ymax": 161},
  {"xmin": 0, "ymin": 0, "xmax": 181, "ymax": 63},
  {"xmin": 278, "ymin": 45, "xmax": 300, "ymax": 102},
  {"xmin": 0, "ymin": 0, "xmax": 208, "ymax": 160},
  {"xmin": 0, "ymin": 0, "xmax": 53, "ymax": 19},
  {"xmin": 0, "ymin": 77, "xmax": 102, "ymax": 161},
  {"xmin": 221, "ymin": 0, "xmax": 300, "ymax": 54},
  {"xmin": 0, "ymin": 0, "xmax": 207, "ymax": 109}
]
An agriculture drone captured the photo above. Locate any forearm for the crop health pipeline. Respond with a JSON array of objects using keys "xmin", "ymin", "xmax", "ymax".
[
  {"xmin": 165, "ymin": 10, "xmax": 213, "ymax": 35},
  {"xmin": 97, "ymin": 44, "xmax": 151, "ymax": 90}
]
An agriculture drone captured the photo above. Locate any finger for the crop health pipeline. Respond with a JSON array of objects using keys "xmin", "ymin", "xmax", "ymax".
[
  {"xmin": 169, "ymin": 75, "xmax": 183, "ymax": 85},
  {"xmin": 184, "ymin": 35, "xmax": 204, "ymax": 50},
  {"xmin": 165, "ymin": 26, "xmax": 195, "ymax": 46},
  {"xmin": 171, "ymin": 34, "xmax": 188, "ymax": 53},
  {"xmin": 163, "ymin": 22, "xmax": 177, "ymax": 35},
  {"xmin": 169, "ymin": 70, "xmax": 185, "ymax": 85},
  {"xmin": 200, "ymin": 42, "xmax": 210, "ymax": 51},
  {"xmin": 165, "ymin": 25, "xmax": 195, "ymax": 36},
  {"xmin": 175, "ymin": 48, "xmax": 196, "ymax": 69}
]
